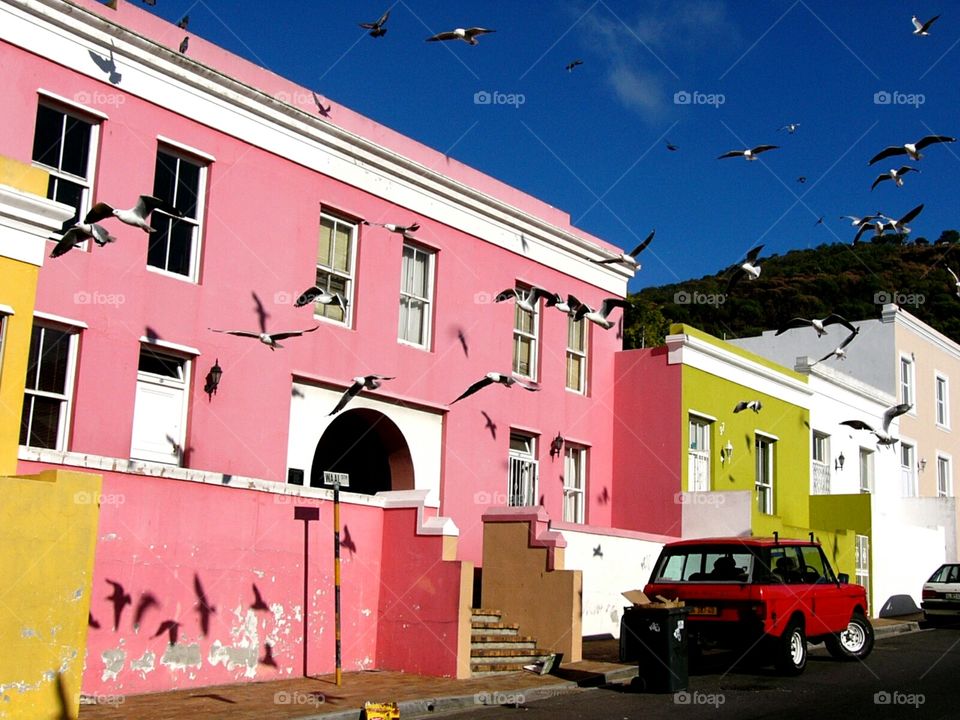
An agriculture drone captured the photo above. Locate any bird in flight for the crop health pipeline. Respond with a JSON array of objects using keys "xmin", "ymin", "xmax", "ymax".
[
  {"xmin": 841, "ymin": 403, "xmax": 912, "ymax": 446},
  {"xmin": 362, "ymin": 220, "xmax": 420, "ymax": 235},
  {"xmin": 912, "ymin": 14, "xmax": 941, "ymax": 36},
  {"xmin": 777, "ymin": 313, "xmax": 855, "ymax": 338},
  {"xmin": 733, "ymin": 400, "xmax": 762, "ymax": 413},
  {"xmin": 565, "ymin": 59, "xmax": 583, "ymax": 72},
  {"xmin": 591, "ymin": 229, "xmax": 654, "ymax": 270},
  {"xmin": 84, "ymin": 194, "xmax": 183, "ymax": 232},
  {"xmin": 868, "ymin": 135, "xmax": 955, "ymax": 165},
  {"xmin": 879, "ymin": 203, "xmax": 924, "ymax": 240},
  {"xmin": 777, "ymin": 123, "xmax": 800, "ymax": 133},
  {"xmin": 49, "ymin": 222, "xmax": 116, "ymax": 258},
  {"xmin": 573, "ymin": 298, "xmax": 630, "ymax": 330},
  {"xmin": 329, "ymin": 374, "xmax": 394, "ymax": 415},
  {"xmin": 871, "ymin": 166, "xmax": 919, "ymax": 191},
  {"xmin": 426, "ymin": 27, "xmax": 495, "ymax": 45},
  {"xmin": 208, "ymin": 325, "xmax": 319, "ymax": 350},
  {"xmin": 294, "ymin": 286, "xmax": 345, "ymax": 309},
  {"xmin": 811, "ymin": 328, "xmax": 860, "ymax": 365},
  {"xmin": 946, "ymin": 267, "xmax": 960, "ymax": 299},
  {"xmin": 725, "ymin": 245, "xmax": 764, "ymax": 293},
  {"xmin": 665, "ymin": 140, "xmax": 679, "ymax": 152},
  {"xmin": 452, "ymin": 372, "xmax": 539, "ymax": 404},
  {"xmin": 359, "ymin": 9, "xmax": 390, "ymax": 37},
  {"xmin": 718, "ymin": 145, "xmax": 779, "ymax": 161},
  {"xmin": 495, "ymin": 286, "xmax": 557, "ymax": 314}
]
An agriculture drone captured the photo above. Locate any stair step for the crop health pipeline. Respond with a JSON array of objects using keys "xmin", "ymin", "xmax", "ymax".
[
  {"xmin": 471, "ymin": 621, "xmax": 519, "ymax": 631},
  {"xmin": 471, "ymin": 662, "xmax": 539, "ymax": 674},
  {"xmin": 472, "ymin": 608, "xmax": 502, "ymax": 616},
  {"xmin": 471, "ymin": 648, "xmax": 553, "ymax": 663},
  {"xmin": 471, "ymin": 640, "xmax": 536, "ymax": 651},
  {"xmin": 470, "ymin": 612, "xmax": 502, "ymax": 623},
  {"xmin": 472, "ymin": 634, "xmax": 535, "ymax": 645}
]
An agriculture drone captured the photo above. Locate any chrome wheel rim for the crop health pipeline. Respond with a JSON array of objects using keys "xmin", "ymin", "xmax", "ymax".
[
  {"xmin": 840, "ymin": 621, "xmax": 865, "ymax": 653},
  {"xmin": 790, "ymin": 630, "xmax": 804, "ymax": 665}
]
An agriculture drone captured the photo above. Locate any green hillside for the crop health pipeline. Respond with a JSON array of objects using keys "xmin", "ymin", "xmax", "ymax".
[{"xmin": 625, "ymin": 233, "xmax": 960, "ymax": 349}]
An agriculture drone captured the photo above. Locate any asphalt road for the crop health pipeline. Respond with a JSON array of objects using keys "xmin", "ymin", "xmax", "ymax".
[{"xmin": 438, "ymin": 626, "xmax": 960, "ymax": 720}]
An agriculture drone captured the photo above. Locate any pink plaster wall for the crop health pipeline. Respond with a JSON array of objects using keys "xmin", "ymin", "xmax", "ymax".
[
  {"xmin": 612, "ymin": 348, "xmax": 682, "ymax": 535},
  {"xmin": 4, "ymin": 29, "xmax": 623, "ymax": 565}
]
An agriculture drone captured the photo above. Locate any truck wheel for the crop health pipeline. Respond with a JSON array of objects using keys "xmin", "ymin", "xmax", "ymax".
[
  {"xmin": 774, "ymin": 619, "xmax": 807, "ymax": 675},
  {"xmin": 826, "ymin": 612, "xmax": 874, "ymax": 660}
]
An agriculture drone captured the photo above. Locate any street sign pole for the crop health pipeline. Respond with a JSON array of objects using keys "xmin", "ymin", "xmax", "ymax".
[{"xmin": 323, "ymin": 471, "xmax": 349, "ymax": 686}]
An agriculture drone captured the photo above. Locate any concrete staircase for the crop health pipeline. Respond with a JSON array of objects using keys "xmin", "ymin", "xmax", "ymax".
[{"xmin": 470, "ymin": 608, "xmax": 554, "ymax": 676}]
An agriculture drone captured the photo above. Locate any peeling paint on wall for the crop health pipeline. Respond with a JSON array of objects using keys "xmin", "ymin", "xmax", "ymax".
[
  {"xmin": 130, "ymin": 650, "xmax": 156, "ymax": 678},
  {"xmin": 101, "ymin": 649, "xmax": 126, "ymax": 682},
  {"xmin": 160, "ymin": 643, "xmax": 201, "ymax": 672},
  {"xmin": 208, "ymin": 610, "xmax": 260, "ymax": 678}
]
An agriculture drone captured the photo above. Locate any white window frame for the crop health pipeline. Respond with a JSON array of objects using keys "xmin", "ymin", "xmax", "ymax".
[
  {"xmin": 130, "ymin": 346, "xmax": 191, "ymax": 466},
  {"xmin": 511, "ymin": 285, "xmax": 539, "ymax": 381},
  {"xmin": 20, "ymin": 321, "xmax": 80, "ymax": 452},
  {"xmin": 146, "ymin": 143, "xmax": 208, "ymax": 282},
  {"xmin": 935, "ymin": 373, "xmax": 950, "ymax": 429},
  {"xmin": 688, "ymin": 413, "xmax": 712, "ymax": 492},
  {"xmin": 31, "ymin": 96, "xmax": 101, "ymax": 248},
  {"xmin": 855, "ymin": 534, "xmax": 870, "ymax": 611},
  {"xmin": 313, "ymin": 212, "xmax": 358, "ymax": 327},
  {"xmin": 811, "ymin": 431, "xmax": 831, "ymax": 496},
  {"xmin": 755, "ymin": 433, "xmax": 776, "ymax": 515},
  {"xmin": 507, "ymin": 433, "xmax": 538, "ymax": 507},
  {"xmin": 565, "ymin": 315, "xmax": 588, "ymax": 394},
  {"xmin": 562, "ymin": 445, "xmax": 587, "ymax": 523},
  {"xmin": 900, "ymin": 354, "xmax": 915, "ymax": 413},
  {"xmin": 0, "ymin": 309, "xmax": 9, "ymax": 387},
  {"xmin": 900, "ymin": 441, "xmax": 918, "ymax": 497},
  {"xmin": 937, "ymin": 453, "xmax": 952, "ymax": 498},
  {"xmin": 397, "ymin": 242, "xmax": 435, "ymax": 349},
  {"xmin": 859, "ymin": 447, "xmax": 874, "ymax": 494}
]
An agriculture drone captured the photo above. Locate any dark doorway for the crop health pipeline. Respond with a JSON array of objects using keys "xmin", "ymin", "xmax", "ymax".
[{"xmin": 310, "ymin": 409, "xmax": 414, "ymax": 495}]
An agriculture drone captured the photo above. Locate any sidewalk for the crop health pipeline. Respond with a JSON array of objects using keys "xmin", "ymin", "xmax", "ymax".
[{"xmin": 78, "ymin": 618, "xmax": 921, "ymax": 720}]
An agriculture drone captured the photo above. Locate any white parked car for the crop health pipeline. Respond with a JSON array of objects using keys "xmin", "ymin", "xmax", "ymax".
[{"xmin": 921, "ymin": 563, "xmax": 960, "ymax": 623}]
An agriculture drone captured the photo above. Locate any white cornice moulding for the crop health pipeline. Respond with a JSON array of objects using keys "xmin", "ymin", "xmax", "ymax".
[
  {"xmin": 3, "ymin": 0, "xmax": 629, "ymax": 295},
  {"xmin": 139, "ymin": 335, "xmax": 200, "ymax": 356},
  {"xmin": 0, "ymin": 185, "xmax": 74, "ymax": 266},
  {"xmin": 894, "ymin": 308, "xmax": 960, "ymax": 362}
]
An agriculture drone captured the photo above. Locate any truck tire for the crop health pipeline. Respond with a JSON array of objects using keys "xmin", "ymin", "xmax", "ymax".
[
  {"xmin": 774, "ymin": 619, "xmax": 807, "ymax": 675},
  {"xmin": 825, "ymin": 611, "xmax": 874, "ymax": 660}
]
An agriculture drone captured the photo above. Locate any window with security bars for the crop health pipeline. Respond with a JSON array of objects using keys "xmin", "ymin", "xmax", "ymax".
[
  {"xmin": 566, "ymin": 316, "xmax": 587, "ymax": 393},
  {"xmin": 512, "ymin": 288, "xmax": 538, "ymax": 380},
  {"xmin": 148, "ymin": 147, "xmax": 206, "ymax": 279},
  {"xmin": 755, "ymin": 435, "xmax": 775, "ymax": 514},
  {"xmin": 563, "ymin": 445, "xmax": 586, "ymax": 523},
  {"xmin": 398, "ymin": 243, "xmax": 434, "ymax": 348},
  {"xmin": 19, "ymin": 324, "xmax": 76, "ymax": 450},
  {"xmin": 31, "ymin": 102, "xmax": 98, "ymax": 234},
  {"xmin": 313, "ymin": 214, "xmax": 356, "ymax": 324},
  {"xmin": 507, "ymin": 433, "xmax": 538, "ymax": 507}
]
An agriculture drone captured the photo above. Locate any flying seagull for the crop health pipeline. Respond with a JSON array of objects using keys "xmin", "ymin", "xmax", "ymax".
[
  {"xmin": 718, "ymin": 145, "xmax": 779, "ymax": 161},
  {"xmin": 871, "ymin": 166, "xmax": 919, "ymax": 190},
  {"xmin": 841, "ymin": 214, "xmax": 881, "ymax": 227},
  {"xmin": 778, "ymin": 123, "xmax": 800, "ymax": 133},
  {"xmin": 294, "ymin": 286, "xmax": 345, "ymax": 309},
  {"xmin": 912, "ymin": 14, "xmax": 941, "ymax": 36},
  {"xmin": 208, "ymin": 325, "xmax": 319, "ymax": 350},
  {"xmin": 573, "ymin": 298, "xmax": 629, "ymax": 330},
  {"xmin": 312, "ymin": 92, "xmax": 331, "ymax": 117},
  {"xmin": 362, "ymin": 220, "xmax": 420, "ymax": 235},
  {"xmin": 665, "ymin": 141, "xmax": 679, "ymax": 152},
  {"xmin": 177, "ymin": 14, "xmax": 190, "ymax": 30},
  {"xmin": 591, "ymin": 229, "xmax": 654, "ymax": 269},
  {"xmin": 947, "ymin": 267, "xmax": 960, "ymax": 299},
  {"xmin": 797, "ymin": 176, "xmax": 807, "ymax": 184},
  {"xmin": 733, "ymin": 400, "xmax": 762, "ymax": 413},
  {"xmin": 329, "ymin": 374, "xmax": 394, "ymax": 415},
  {"xmin": 811, "ymin": 328, "xmax": 859, "ymax": 365},
  {"xmin": 546, "ymin": 293, "xmax": 581, "ymax": 316},
  {"xmin": 359, "ymin": 9, "xmax": 390, "ymax": 37},
  {"xmin": 179, "ymin": 36, "xmax": 189, "ymax": 54},
  {"xmin": 84, "ymin": 194, "xmax": 183, "ymax": 232},
  {"xmin": 426, "ymin": 27, "xmax": 495, "ymax": 45},
  {"xmin": 840, "ymin": 403, "xmax": 912, "ymax": 446},
  {"xmin": 776, "ymin": 313, "xmax": 855, "ymax": 338},
  {"xmin": 880, "ymin": 203, "xmax": 924, "ymax": 239},
  {"xmin": 852, "ymin": 216, "xmax": 889, "ymax": 244},
  {"xmin": 451, "ymin": 371, "xmax": 539, "ymax": 404},
  {"xmin": 495, "ymin": 286, "xmax": 557, "ymax": 314},
  {"xmin": 725, "ymin": 245, "xmax": 764, "ymax": 293},
  {"xmin": 49, "ymin": 223, "xmax": 117, "ymax": 258},
  {"xmin": 868, "ymin": 135, "xmax": 956, "ymax": 165},
  {"xmin": 565, "ymin": 59, "xmax": 583, "ymax": 72}
]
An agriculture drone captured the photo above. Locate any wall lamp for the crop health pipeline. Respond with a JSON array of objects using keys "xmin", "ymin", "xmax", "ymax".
[
  {"xmin": 550, "ymin": 433, "xmax": 565, "ymax": 458},
  {"xmin": 720, "ymin": 440, "xmax": 734, "ymax": 464},
  {"xmin": 919, "ymin": 458, "xmax": 927, "ymax": 472},
  {"xmin": 204, "ymin": 358, "xmax": 223, "ymax": 400},
  {"xmin": 835, "ymin": 452, "xmax": 845, "ymax": 471}
]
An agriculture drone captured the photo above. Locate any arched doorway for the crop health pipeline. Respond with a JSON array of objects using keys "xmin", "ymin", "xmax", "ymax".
[{"xmin": 310, "ymin": 409, "xmax": 414, "ymax": 495}]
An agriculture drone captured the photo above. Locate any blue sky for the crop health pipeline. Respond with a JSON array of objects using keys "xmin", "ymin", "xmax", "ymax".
[{"xmin": 141, "ymin": 1, "xmax": 959, "ymax": 292}]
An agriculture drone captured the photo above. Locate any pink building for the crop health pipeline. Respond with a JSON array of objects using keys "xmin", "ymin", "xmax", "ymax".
[{"xmin": 2, "ymin": 0, "xmax": 649, "ymax": 697}]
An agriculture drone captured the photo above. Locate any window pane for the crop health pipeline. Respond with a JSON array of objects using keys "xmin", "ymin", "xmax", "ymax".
[
  {"xmin": 400, "ymin": 297, "xmax": 425, "ymax": 344},
  {"xmin": 139, "ymin": 348, "xmax": 184, "ymax": 378},
  {"xmin": 153, "ymin": 152, "xmax": 177, "ymax": 205},
  {"xmin": 318, "ymin": 218, "xmax": 333, "ymax": 266},
  {"xmin": 147, "ymin": 221, "xmax": 170, "ymax": 269},
  {"xmin": 61, "ymin": 115, "xmax": 91, "ymax": 177},
  {"xmin": 174, "ymin": 159, "xmax": 200, "ymax": 218},
  {"xmin": 514, "ymin": 336, "xmax": 531, "ymax": 375},
  {"xmin": 20, "ymin": 395, "xmax": 62, "ymax": 448},
  {"xmin": 515, "ymin": 305, "xmax": 533, "ymax": 334},
  {"xmin": 32, "ymin": 105, "xmax": 63, "ymax": 168},
  {"xmin": 167, "ymin": 221, "xmax": 194, "ymax": 276},
  {"xmin": 566, "ymin": 354, "xmax": 582, "ymax": 389},
  {"xmin": 568, "ymin": 318, "xmax": 585, "ymax": 351},
  {"xmin": 333, "ymin": 224, "xmax": 351, "ymax": 272},
  {"xmin": 50, "ymin": 177, "xmax": 84, "ymax": 229},
  {"xmin": 36, "ymin": 328, "xmax": 70, "ymax": 393}
]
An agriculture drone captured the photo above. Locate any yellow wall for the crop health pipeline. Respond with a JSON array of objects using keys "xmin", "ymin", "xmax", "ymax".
[{"xmin": 0, "ymin": 470, "xmax": 101, "ymax": 719}]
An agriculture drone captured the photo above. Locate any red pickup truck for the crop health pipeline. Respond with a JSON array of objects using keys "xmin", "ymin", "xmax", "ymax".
[{"xmin": 643, "ymin": 536, "xmax": 873, "ymax": 674}]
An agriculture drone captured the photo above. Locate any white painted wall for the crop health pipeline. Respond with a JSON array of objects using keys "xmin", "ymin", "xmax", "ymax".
[
  {"xmin": 557, "ymin": 524, "xmax": 666, "ymax": 638},
  {"xmin": 680, "ymin": 491, "xmax": 752, "ymax": 538},
  {"xmin": 287, "ymin": 380, "xmax": 443, "ymax": 506}
]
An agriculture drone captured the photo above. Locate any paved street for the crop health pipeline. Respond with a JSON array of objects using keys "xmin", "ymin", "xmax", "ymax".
[{"xmin": 438, "ymin": 627, "xmax": 959, "ymax": 720}]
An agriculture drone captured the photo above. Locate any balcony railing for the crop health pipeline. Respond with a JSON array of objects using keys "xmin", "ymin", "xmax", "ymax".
[
  {"xmin": 688, "ymin": 451, "xmax": 710, "ymax": 492},
  {"xmin": 811, "ymin": 460, "xmax": 831, "ymax": 495},
  {"xmin": 508, "ymin": 456, "xmax": 538, "ymax": 506}
]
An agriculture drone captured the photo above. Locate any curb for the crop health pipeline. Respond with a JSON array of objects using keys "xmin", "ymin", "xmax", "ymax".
[{"xmin": 874, "ymin": 621, "xmax": 921, "ymax": 639}]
